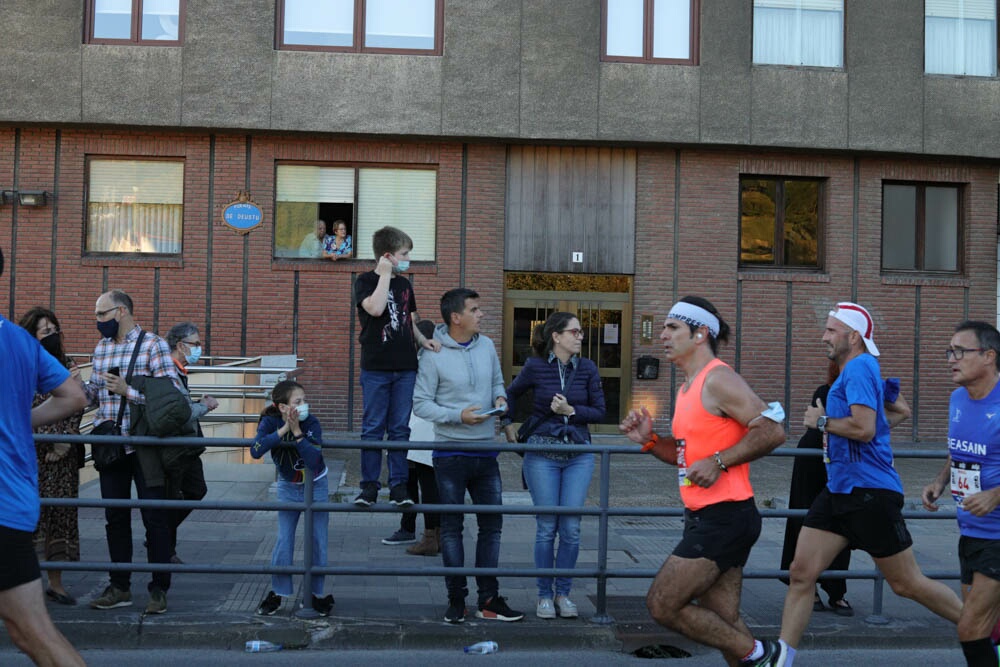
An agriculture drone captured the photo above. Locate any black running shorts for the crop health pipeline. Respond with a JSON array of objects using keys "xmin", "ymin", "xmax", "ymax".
[
  {"xmin": 0, "ymin": 525, "xmax": 41, "ymax": 592},
  {"xmin": 673, "ymin": 498, "xmax": 762, "ymax": 571},
  {"xmin": 803, "ymin": 487, "xmax": 913, "ymax": 559},
  {"xmin": 959, "ymin": 536, "xmax": 1000, "ymax": 585}
]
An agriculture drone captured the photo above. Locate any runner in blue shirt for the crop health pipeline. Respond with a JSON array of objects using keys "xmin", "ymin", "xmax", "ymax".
[
  {"xmin": 0, "ymin": 247, "xmax": 88, "ymax": 666},
  {"xmin": 923, "ymin": 320, "xmax": 1000, "ymax": 667}
]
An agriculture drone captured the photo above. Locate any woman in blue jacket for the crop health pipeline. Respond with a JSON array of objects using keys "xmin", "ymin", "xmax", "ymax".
[
  {"xmin": 506, "ymin": 312, "xmax": 605, "ymax": 619},
  {"xmin": 250, "ymin": 380, "xmax": 333, "ymax": 617}
]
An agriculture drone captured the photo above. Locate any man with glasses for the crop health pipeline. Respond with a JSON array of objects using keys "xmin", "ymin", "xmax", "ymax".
[
  {"xmin": 775, "ymin": 302, "xmax": 961, "ymax": 666},
  {"xmin": 84, "ymin": 290, "xmax": 179, "ymax": 615},
  {"xmin": 163, "ymin": 322, "xmax": 219, "ymax": 563},
  {"xmin": 0, "ymin": 247, "xmax": 87, "ymax": 666},
  {"xmin": 923, "ymin": 321, "xmax": 1000, "ymax": 666}
]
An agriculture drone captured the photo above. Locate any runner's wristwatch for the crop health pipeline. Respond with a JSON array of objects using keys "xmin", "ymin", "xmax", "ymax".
[{"xmin": 816, "ymin": 415, "xmax": 828, "ymax": 433}]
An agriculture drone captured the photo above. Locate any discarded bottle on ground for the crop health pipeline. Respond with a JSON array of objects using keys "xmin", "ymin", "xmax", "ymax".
[
  {"xmin": 245, "ymin": 640, "xmax": 283, "ymax": 653},
  {"xmin": 464, "ymin": 641, "xmax": 498, "ymax": 654}
]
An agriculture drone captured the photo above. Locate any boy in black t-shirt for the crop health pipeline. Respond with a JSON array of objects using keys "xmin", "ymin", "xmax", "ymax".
[{"xmin": 353, "ymin": 226, "xmax": 440, "ymax": 508}]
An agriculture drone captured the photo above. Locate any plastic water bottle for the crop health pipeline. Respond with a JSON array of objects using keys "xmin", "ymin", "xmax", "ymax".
[
  {"xmin": 464, "ymin": 641, "xmax": 498, "ymax": 654},
  {"xmin": 245, "ymin": 640, "xmax": 283, "ymax": 653}
]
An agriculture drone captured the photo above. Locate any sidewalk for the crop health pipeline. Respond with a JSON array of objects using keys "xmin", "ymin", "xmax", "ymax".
[{"xmin": 3, "ymin": 437, "xmax": 963, "ymax": 658}]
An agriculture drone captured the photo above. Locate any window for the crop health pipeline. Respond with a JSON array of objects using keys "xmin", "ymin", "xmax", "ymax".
[
  {"xmin": 274, "ymin": 165, "xmax": 436, "ymax": 261},
  {"xmin": 753, "ymin": 0, "xmax": 843, "ymax": 67},
  {"xmin": 86, "ymin": 159, "xmax": 184, "ymax": 255},
  {"xmin": 278, "ymin": 0, "xmax": 442, "ymax": 53},
  {"xmin": 925, "ymin": 0, "xmax": 997, "ymax": 76},
  {"xmin": 86, "ymin": 0, "xmax": 183, "ymax": 45},
  {"xmin": 882, "ymin": 183, "xmax": 961, "ymax": 272},
  {"xmin": 602, "ymin": 0, "xmax": 699, "ymax": 64},
  {"xmin": 740, "ymin": 177, "xmax": 821, "ymax": 268}
]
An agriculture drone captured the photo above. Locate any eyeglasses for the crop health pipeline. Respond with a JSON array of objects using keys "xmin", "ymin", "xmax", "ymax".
[
  {"xmin": 95, "ymin": 306, "xmax": 119, "ymax": 319},
  {"xmin": 946, "ymin": 347, "xmax": 987, "ymax": 361},
  {"xmin": 37, "ymin": 326, "xmax": 59, "ymax": 337},
  {"xmin": 560, "ymin": 328, "xmax": 585, "ymax": 339},
  {"xmin": 182, "ymin": 339, "xmax": 202, "ymax": 347}
]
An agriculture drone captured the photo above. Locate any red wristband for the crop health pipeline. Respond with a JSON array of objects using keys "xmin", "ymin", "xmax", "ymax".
[{"xmin": 641, "ymin": 433, "xmax": 659, "ymax": 453}]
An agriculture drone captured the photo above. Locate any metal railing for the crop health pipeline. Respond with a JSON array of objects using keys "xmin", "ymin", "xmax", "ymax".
[{"xmin": 36, "ymin": 433, "xmax": 955, "ymax": 624}]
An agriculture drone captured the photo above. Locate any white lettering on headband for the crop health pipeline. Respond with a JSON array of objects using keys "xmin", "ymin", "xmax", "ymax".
[{"xmin": 666, "ymin": 302, "xmax": 720, "ymax": 338}]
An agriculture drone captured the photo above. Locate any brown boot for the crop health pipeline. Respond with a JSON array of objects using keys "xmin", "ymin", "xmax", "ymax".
[{"xmin": 406, "ymin": 528, "xmax": 440, "ymax": 556}]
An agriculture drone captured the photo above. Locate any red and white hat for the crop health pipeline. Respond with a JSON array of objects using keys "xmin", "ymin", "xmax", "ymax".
[{"xmin": 829, "ymin": 302, "xmax": 879, "ymax": 357}]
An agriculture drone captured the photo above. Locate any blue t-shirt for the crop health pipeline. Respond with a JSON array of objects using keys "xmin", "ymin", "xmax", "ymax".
[
  {"xmin": 948, "ymin": 382, "xmax": 1000, "ymax": 539},
  {"xmin": 0, "ymin": 316, "xmax": 70, "ymax": 532},
  {"xmin": 824, "ymin": 354, "xmax": 902, "ymax": 494}
]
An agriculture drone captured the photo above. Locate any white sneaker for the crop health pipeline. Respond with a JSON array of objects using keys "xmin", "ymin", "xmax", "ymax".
[
  {"xmin": 536, "ymin": 597, "xmax": 556, "ymax": 619},
  {"xmin": 554, "ymin": 595, "xmax": 578, "ymax": 618}
]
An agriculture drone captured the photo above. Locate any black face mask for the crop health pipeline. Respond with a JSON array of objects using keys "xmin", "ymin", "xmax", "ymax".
[{"xmin": 39, "ymin": 331, "xmax": 63, "ymax": 359}]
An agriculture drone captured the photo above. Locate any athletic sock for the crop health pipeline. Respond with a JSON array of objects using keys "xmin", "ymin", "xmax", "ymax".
[
  {"xmin": 783, "ymin": 642, "xmax": 796, "ymax": 666},
  {"xmin": 960, "ymin": 637, "xmax": 997, "ymax": 667},
  {"xmin": 741, "ymin": 640, "xmax": 764, "ymax": 662}
]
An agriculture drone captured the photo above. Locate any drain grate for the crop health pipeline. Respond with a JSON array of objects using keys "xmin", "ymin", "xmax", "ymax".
[{"xmin": 632, "ymin": 644, "xmax": 692, "ymax": 659}]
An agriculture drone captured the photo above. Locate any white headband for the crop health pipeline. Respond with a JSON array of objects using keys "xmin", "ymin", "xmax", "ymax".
[{"xmin": 667, "ymin": 302, "xmax": 720, "ymax": 338}]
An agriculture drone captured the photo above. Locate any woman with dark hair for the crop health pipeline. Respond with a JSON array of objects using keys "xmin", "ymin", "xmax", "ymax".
[
  {"xmin": 250, "ymin": 380, "xmax": 333, "ymax": 617},
  {"xmin": 505, "ymin": 311, "xmax": 606, "ymax": 619},
  {"xmin": 18, "ymin": 307, "xmax": 84, "ymax": 605}
]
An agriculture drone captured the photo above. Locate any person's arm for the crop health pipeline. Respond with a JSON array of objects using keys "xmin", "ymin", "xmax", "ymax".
[
  {"xmin": 685, "ymin": 366, "xmax": 786, "ymax": 488},
  {"xmin": 565, "ymin": 361, "xmax": 606, "ymax": 424},
  {"xmin": 922, "ymin": 457, "xmax": 952, "ymax": 511},
  {"xmin": 412, "ymin": 357, "xmax": 457, "ymax": 424},
  {"xmin": 804, "ymin": 398, "xmax": 876, "ymax": 442},
  {"xmin": 293, "ymin": 417, "xmax": 324, "ymax": 473},
  {"xmin": 885, "ymin": 390, "xmax": 911, "ymax": 429},
  {"xmin": 32, "ymin": 376, "xmax": 88, "ymax": 429},
  {"xmin": 360, "ymin": 258, "xmax": 394, "ymax": 316},
  {"xmin": 619, "ymin": 406, "xmax": 679, "ymax": 464},
  {"xmin": 250, "ymin": 416, "xmax": 283, "ymax": 459}
]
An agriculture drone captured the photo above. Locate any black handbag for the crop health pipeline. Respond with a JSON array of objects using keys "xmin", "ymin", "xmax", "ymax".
[{"xmin": 90, "ymin": 331, "xmax": 145, "ymax": 472}]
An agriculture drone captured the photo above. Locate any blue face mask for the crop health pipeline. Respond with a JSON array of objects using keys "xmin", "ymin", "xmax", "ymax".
[
  {"xmin": 296, "ymin": 403, "xmax": 310, "ymax": 420},
  {"xmin": 96, "ymin": 317, "xmax": 119, "ymax": 340},
  {"xmin": 395, "ymin": 260, "xmax": 410, "ymax": 273},
  {"xmin": 185, "ymin": 344, "xmax": 202, "ymax": 365}
]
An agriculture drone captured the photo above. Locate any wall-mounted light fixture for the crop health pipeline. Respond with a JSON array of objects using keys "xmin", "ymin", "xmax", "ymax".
[
  {"xmin": 16, "ymin": 190, "xmax": 48, "ymax": 207},
  {"xmin": 0, "ymin": 190, "xmax": 16, "ymax": 205}
]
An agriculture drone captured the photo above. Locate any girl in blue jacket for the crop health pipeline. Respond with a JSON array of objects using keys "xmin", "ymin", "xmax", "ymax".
[{"xmin": 250, "ymin": 380, "xmax": 333, "ymax": 617}]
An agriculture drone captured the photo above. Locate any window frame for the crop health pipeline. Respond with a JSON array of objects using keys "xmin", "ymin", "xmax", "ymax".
[
  {"xmin": 276, "ymin": 0, "xmax": 444, "ymax": 55},
  {"xmin": 600, "ymin": 0, "xmax": 700, "ymax": 65},
  {"xmin": 880, "ymin": 180, "xmax": 965, "ymax": 275},
  {"xmin": 85, "ymin": 0, "xmax": 185, "ymax": 46},
  {"xmin": 83, "ymin": 155, "xmax": 186, "ymax": 257},
  {"xmin": 272, "ymin": 160, "xmax": 438, "ymax": 262},
  {"xmin": 923, "ymin": 0, "xmax": 999, "ymax": 77},
  {"xmin": 751, "ymin": 0, "xmax": 846, "ymax": 68},
  {"xmin": 738, "ymin": 175, "xmax": 825, "ymax": 270}
]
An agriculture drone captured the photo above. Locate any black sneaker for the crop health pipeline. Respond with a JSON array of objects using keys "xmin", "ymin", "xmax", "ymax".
[
  {"xmin": 389, "ymin": 484, "xmax": 414, "ymax": 507},
  {"xmin": 475, "ymin": 595, "xmax": 524, "ymax": 622},
  {"xmin": 381, "ymin": 529, "xmax": 417, "ymax": 545},
  {"xmin": 312, "ymin": 594, "xmax": 334, "ymax": 617},
  {"xmin": 444, "ymin": 598, "xmax": 467, "ymax": 624},
  {"xmin": 354, "ymin": 484, "xmax": 378, "ymax": 507},
  {"xmin": 256, "ymin": 591, "xmax": 282, "ymax": 616},
  {"xmin": 742, "ymin": 639, "xmax": 788, "ymax": 667}
]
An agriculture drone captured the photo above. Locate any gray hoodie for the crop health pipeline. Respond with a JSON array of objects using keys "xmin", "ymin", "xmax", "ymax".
[{"xmin": 412, "ymin": 323, "xmax": 507, "ymax": 448}]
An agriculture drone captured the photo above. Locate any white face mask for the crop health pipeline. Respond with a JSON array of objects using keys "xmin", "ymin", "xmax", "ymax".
[{"xmin": 296, "ymin": 403, "xmax": 310, "ymax": 420}]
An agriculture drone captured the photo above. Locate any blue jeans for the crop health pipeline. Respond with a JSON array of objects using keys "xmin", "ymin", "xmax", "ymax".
[
  {"xmin": 522, "ymin": 452, "xmax": 594, "ymax": 598},
  {"xmin": 271, "ymin": 475, "xmax": 329, "ymax": 597},
  {"xmin": 360, "ymin": 369, "xmax": 415, "ymax": 489},
  {"xmin": 433, "ymin": 455, "xmax": 503, "ymax": 605}
]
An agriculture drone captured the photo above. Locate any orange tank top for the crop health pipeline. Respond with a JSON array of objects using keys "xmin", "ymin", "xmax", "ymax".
[{"xmin": 672, "ymin": 357, "xmax": 754, "ymax": 511}]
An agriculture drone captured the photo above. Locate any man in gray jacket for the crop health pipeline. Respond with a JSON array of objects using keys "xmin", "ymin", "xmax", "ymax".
[{"xmin": 413, "ymin": 288, "xmax": 524, "ymax": 625}]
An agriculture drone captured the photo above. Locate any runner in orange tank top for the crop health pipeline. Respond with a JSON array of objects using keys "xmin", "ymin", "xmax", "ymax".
[{"xmin": 620, "ymin": 296, "xmax": 788, "ymax": 667}]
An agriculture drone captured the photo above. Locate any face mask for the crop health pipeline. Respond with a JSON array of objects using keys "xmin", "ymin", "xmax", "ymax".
[
  {"xmin": 40, "ymin": 332, "xmax": 62, "ymax": 358},
  {"xmin": 96, "ymin": 317, "xmax": 119, "ymax": 340},
  {"xmin": 296, "ymin": 403, "xmax": 310, "ymax": 420},
  {"xmin": 394, "ymin": 260, "xmax": 410, "ymax": 273},
  {"xmin": 185, "ymin": 344, "xmax": 202, "ymax": 365}
]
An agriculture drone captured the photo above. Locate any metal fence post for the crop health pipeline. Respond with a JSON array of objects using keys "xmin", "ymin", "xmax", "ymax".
[
  {"xmin": 591, "ymin": 447, "xmax": 614, "ymax": 625},
  {"xmin": 865, "ymin": 570, "xmax": 889, "ymax": 625}
]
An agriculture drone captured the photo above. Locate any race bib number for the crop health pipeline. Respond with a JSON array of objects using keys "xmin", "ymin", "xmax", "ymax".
[
  {"xmin": 677, "ymin": 439, "xmax": 691, "ymax": 487},
  {"xmin": 822, "ymin": 432, "xmax": 830, "ymax": 464},
  {"xmin": 951, "ymin": 460, "xmax": 982, "ymax": 507}
]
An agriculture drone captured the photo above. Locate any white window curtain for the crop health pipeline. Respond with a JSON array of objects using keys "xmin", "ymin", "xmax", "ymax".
[
  {"xmin": 652, "ymin": 0, "xmax": 692, "ymax": 59},
  {"xmin": 87, "ymin": 160, "xmax": 184, "ymax": 254},
  {"xmin": 606, "ymin": 0, "xmax": 645, "ymax": 57},
  {"xmin": 753, "ymin": 0, "xmax": 844, "ymax": 67},
  {"xmin": 357, "ymin": 169, "xmax": 436, "ymax": 261},
  {"xmin": 365, "ymin": 0, "xmax": 436, "ymax": 49},
  {"xmin": 276, "ymin": 166, "xmax": 355, "ymax": 202},
  {"xmin": 926, "ymin": 0, "xmax": 997, "ymax": 75},
  {"xmin": 283, "ymin": 0, "xmax": 354, "ymax": 46}
]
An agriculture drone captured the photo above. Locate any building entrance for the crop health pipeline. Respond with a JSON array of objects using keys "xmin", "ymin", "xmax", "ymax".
[{"xmin": 502, "ymin": 273, "xmax": 632, "ymax": 434}]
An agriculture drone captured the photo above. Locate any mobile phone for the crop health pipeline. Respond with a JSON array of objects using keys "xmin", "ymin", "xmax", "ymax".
[
  {"xmin": 475, "ymin": 407, "xmax": 506, "ymax": 417},
  {"xmin": 107, "ymin": 366, "xmax": 120, "ymax": 377}
]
